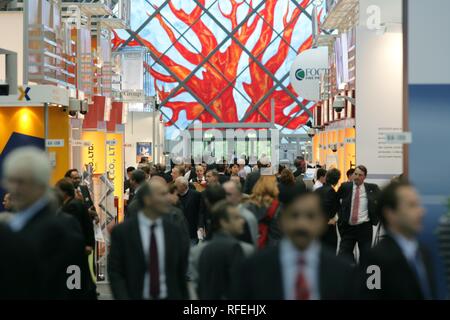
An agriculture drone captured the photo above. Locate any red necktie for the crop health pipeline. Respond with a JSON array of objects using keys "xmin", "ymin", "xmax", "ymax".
[
  {"xmin": 149, "ymin": 224, "xmax": 160, "ymax": 299},
  {"xmin": 295, "ymin": 257, "xmax": 310, "ymax": 300},
  {"xmin": 351, "ymin": 185, "xmax": 360, "ymax": 225}
]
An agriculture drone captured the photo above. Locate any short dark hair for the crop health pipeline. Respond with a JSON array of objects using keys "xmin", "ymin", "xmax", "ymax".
[
  {"xmin": 377, "ymin": 181, "xmax": 413, "ymax": 228},
  {"xmin": 210, "ymin": 200, "xmax": 236, "ymax": 233},
  {"xmin": 316, "ymin": 168, "xmax": 327, "ymax": 180},
  {"xmin": 355, "ymin": 165, "xmax": 368, "ymax": 177},
  {"xmin": 216, "ymin": 163, "xmax": 226, "ymax": 173},
  {"xmin": 64, "ymin": 169, "xmax": 78, "ymax": 178},
  {"xmin": 131, "ymin": 169, "xmax": 146, "ymax": 185},
  {"xmin": 326, "ymin": 168, "xmax": 341, "ymax": 186},
  {"xmin": 126, "ymin": 166, "xmax": 136, "ymax": 173},
  {"xmin": 346, "ymin": 168, "xmax": 355, "ymax": 178},
  {"xmin": 204, "ymin": 184, "xmax": 226, "ymax": 206},
  {"xmin": 56, "ymin": 178, "xmax": 75, "ymax": 198}
]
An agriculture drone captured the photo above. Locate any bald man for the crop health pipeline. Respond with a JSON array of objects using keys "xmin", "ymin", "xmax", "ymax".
[{"xmin": 109, "ymin": 180, "xmax": 189, "ymax": 300}]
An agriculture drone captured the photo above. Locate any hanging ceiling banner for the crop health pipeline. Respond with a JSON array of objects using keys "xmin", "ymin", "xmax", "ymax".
[{"xmin": 290, "ymin": 46, "xmax": 329, "ymax": 101}]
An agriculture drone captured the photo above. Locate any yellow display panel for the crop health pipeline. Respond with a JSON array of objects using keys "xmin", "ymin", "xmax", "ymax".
[{"xmin": 81, "ymin": 131, "xmax": 106, "ymax": 174}]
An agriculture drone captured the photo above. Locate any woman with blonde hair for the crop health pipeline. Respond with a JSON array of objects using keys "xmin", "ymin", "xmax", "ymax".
[{"xmin": 245, "ymin": 175, "xmax": 281, "ymax": 248}]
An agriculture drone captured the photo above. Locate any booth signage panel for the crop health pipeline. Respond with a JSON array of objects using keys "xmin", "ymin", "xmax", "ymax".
[
  {"xmin": 46, "ymin": 139, "xmax": 65, "ymax": 147},
  {"xmin": 81, "ymin": 131, "xmax": 106, "ymax": 174},
  {"xmin": 106, "ymin": 133, "xmax": 124, "ymax": 220},
  {"xmin": 290, "ymin": 47, "xmax": 329, "ymax": 101}
]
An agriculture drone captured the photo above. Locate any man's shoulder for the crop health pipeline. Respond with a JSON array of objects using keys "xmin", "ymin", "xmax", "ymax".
[
  {"xmin": 111, "ymin": 218, "xmax": 136, "ymax": 237},
  {"xmin": 245, "ymin": 245, "xmax": 279, "ymax": 266},
  {"xmin": 364, "ymin": 182, "xmax": 380, "ymax": 190},
  {"xmin": 341, "ymin": 181, "xmax": 352, "ymax": 188},
  {"xmin": 67, "ymin": 198, "xmax": 85, "ymax": 209},
  {"xmin": 367, "ymin": 235, "xmax": 402, "ymax": 264}
]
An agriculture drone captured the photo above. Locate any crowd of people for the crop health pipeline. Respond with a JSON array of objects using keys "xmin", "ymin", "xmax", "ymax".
[{"xmin": 0, "ymin": 147, "xmax": 438, "ymax": 300}]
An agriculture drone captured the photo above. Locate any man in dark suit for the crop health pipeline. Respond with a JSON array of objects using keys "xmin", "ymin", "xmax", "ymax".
[
  {"xmin": 3, "ymin": 147, "xmax": 87, "ymax": 299},
  {"xmin": 293, "ymin": 156, "xmax": 305, "ymax": 178},
  {"xmin": 234, "ymin": 190, "xmax": 355, "ymax": 299},
  {"xmin": 125, "ymin": 169, "xmax": 147, "ymax": 220},
  {"xmin": 361, "ymin": 181, "xmax": 436, "ymax": 299},
  {"xmin": 198, "ymin": 200, "xmax": 245, "ymax": 299},
  {"xmin": 65, "ymin": 169, "xmax": 98, "ymax": 224},
  {"xmin": 109, "ymin": 180, "xmax": 189, "ymax": 300},
  {"xmin": 216, "ymin": 163, "xmax": 230, "ymax": 185},
  {"xmin": 337, "ymin": 165, "xmax": 380, "ymax": 265},
  {"xmin": 315, "ymin": 168, "xmax": 341, "ymax": 252},
  {"xmin": 124, "ymin": 166, "xmax": 136, "ymax": 195},
  {"xmin": 55, "ymin": 179, "xmax": 95, "ymax": 255},
  {"xmin": 175, "ymin": 176, "xmax": 202, "ymax": 244},
  {"xmin": 243, "ymin": 156, "xmax": 272, "ymax": 194}
]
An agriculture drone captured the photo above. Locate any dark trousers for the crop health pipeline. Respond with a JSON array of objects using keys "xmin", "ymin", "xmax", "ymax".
[
  {"xmin": 321, "ymin": 224, "xmax": 338, "ymax": 254},
  {"xmin": 338, "ymin": 221, "xmax": 373, "ymax": 266}
]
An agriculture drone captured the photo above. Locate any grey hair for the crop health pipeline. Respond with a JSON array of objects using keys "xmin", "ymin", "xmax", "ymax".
[
  {"xmin": 2, "ymin": 147, "xmax": 51, "ymax": 187},
  {"xmin": 175, "ymin": 176, "xmax": 189, "ymax": 187}
]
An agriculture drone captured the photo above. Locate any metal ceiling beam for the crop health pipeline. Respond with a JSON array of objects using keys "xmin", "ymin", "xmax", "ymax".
[
  {"xmin": 124, "ymin": 29, "xmax": 222, "ymax": 123},
  {"xmin": 119, "ymin": 0, "xmax": 171, "ymax": 49},
  {"xmin": 193, "ymin": 0, "xmax": 313, "ymax": 122},
  {"xmin": 155, "ymin": 0, "xmax": 267, "ymax": 113}
]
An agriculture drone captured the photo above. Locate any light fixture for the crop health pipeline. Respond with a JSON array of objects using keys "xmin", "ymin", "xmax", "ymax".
[{"xmin": 332, "ymin": 95, "xmax": 355, "ymax": 113}]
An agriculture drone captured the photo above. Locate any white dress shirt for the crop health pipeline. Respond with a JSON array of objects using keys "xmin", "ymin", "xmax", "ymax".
[
  {"xmin": 392, "ymin": 233, "xmax": 419, "ymax": 263},
  {"xmin": 138, "ymin": 212, "xmax": 167, "ymax": 299},
  {"xmin": 280, "ymin": 239, "xmax": 321, "ymax": 300},
  {"xmin": 312, "ymin": 180, "xmax": 323, "ymax": 191},
  {"xmin": 350, "ymin": 183, "xmax": 369, "ymax": 225}
]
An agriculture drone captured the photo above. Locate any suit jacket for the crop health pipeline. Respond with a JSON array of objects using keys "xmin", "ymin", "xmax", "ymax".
[
  {"xmin": 234, "ymin": 244, "xmax": 356, "ymax": 299},
  {"xmin": 62, "ymin": 198, "xmax": 95, "ymax": 247},
  {"xmin": 0, "ymin": 224, "xmax": 41, "ymax": 299},
  {"xmin": 17, "ymin": 200, "xmax": 87, "ymax": 299},
  {"xmin": 316, "ymin": 184, "xmax": 339, "ymax": 220},
  {"xmin": 361, "ymin": 235, "xmax": 436, "ymax": 300},
  {"xmin": 218, "ymin": 173, "xmax": 230, "ymax": 185},
  {"xmin": 178, "ymin": 189, "xmax": 202, "ymax": 239},
  {"xmin": 79, "ymin": 185, "xmax": 94, "ymax": 209},
  {"xmin": 108, "ymin": 216, "xmax": 189, "ymax": 300},
  {"xmin": 167, "ymin": 205, "xmax": 191, "ymax": 244},
  {"xmin": 198, "ymin": 232, "xmax": 244, "ymax": 299},
  {"xmin": 125, "ymin": 184, "xmax": 145, "ymax": 220},
  {"xmin": 337, "ymin": 182, "xmax": 380, "ymax": 226}
]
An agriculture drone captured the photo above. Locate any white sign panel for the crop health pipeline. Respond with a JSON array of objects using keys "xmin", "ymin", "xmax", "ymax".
[
  {"xmin": 290, "ymin": 47, "xmax": 329, "ymax": 101},
  {"xmin": 46, "ymin": 139, "xmax": 65, "ymax": 147},
  {"xmin": 106, "ymin": 140, "xmax": 117, "ymax": 146},
  {"xmin": 70, "ymin": 139, "xmax": 91, "ymax": 147},
  {"xmin": 385, "ymin": 132, "xmax": 412, "ymax": 144}
]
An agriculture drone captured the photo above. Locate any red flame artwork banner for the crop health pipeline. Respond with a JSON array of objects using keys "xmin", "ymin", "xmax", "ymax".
[{"xmin": 113, "ymin": 0, "xmax": 324, "ymax": 134}]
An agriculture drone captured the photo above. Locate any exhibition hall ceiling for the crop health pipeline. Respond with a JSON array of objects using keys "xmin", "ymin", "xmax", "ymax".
[{"xmin": 114, "ymin": 0, "xmax": 324, "ymax": 136}]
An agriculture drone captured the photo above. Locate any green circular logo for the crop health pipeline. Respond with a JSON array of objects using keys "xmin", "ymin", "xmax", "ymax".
[{"xmin": 295, "ymin": 68, "xmax": 305, "ymax": 81}]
